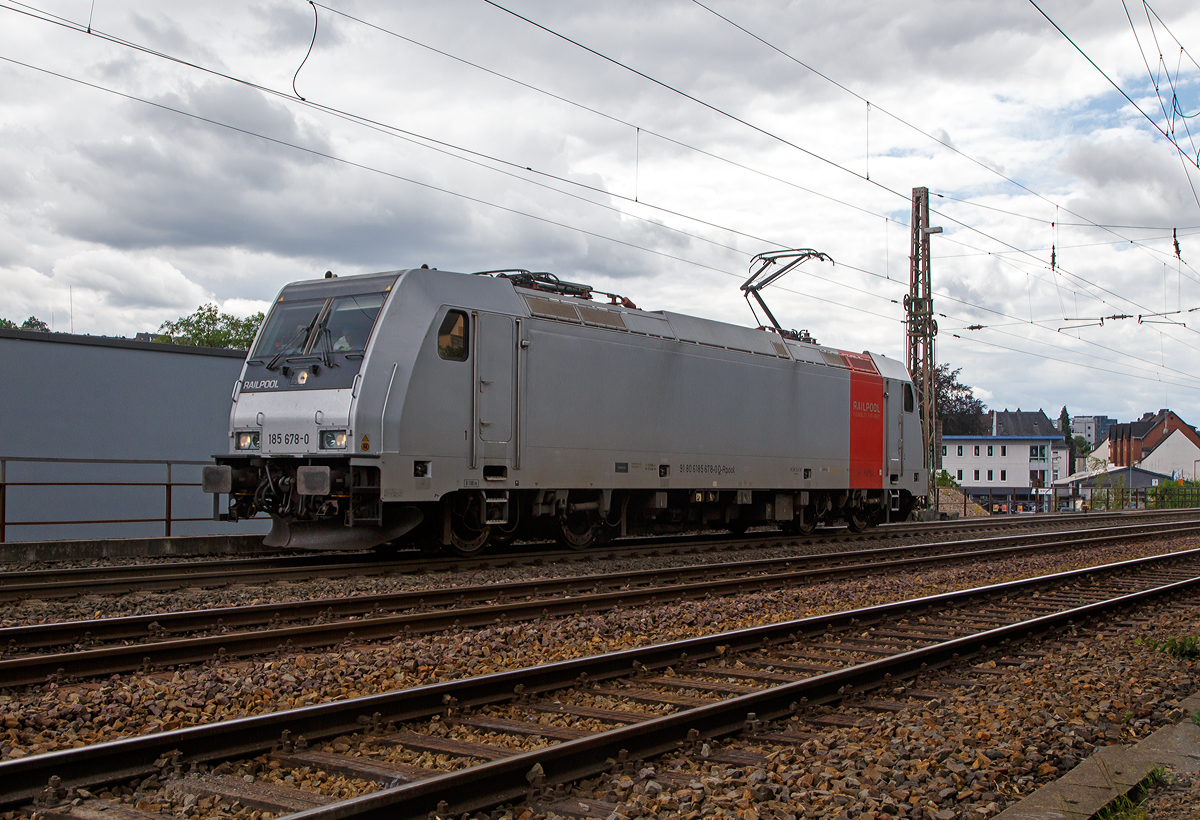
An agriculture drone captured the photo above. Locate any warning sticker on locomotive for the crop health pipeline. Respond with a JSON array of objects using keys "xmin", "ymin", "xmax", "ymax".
[{"xmin": 678, "ymin": 463, "xmax": 735, "ymax": 476}]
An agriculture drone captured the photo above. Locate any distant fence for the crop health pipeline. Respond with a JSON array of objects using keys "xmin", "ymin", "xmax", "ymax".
[
  {"xmin": 1085, "ymin": 485, "xmax": 1200, "ymax": 511},
  {"xmin": 0, "ymin": 456, "xmax": 220, "ymax": 543},
  {"xmin": 934, "ymin": 484, "xmax": 1200, "ymax": 516}
]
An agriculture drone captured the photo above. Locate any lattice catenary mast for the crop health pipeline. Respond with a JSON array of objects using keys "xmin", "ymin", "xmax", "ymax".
[{"xmin": 906, "ymin": 187, "xmax": 940, "ymax": 499}]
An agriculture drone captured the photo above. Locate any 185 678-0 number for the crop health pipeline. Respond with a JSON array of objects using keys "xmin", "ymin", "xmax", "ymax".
[{"xmin": 268, "ymin": 432, "xmax": 309, "ymax": 446}]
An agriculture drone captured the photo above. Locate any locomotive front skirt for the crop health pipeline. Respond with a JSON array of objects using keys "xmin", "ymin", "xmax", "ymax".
[{"xmin": 203, "ymin": 267, "xmax": 927, "ymax": 553}]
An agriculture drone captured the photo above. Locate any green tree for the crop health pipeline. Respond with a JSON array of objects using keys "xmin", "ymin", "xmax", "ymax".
[
  {"xmin": 935, "ymin": 469, "xmax": 959, "ymax": 488},
  {"xmin": 1072, "ymin": 435, "xmax": 1091, "ymax": 457},
  {"xmin": 1059, "ymin": 406, "xmax": 1075, "ymax": 475},
  {"xmin": 921, "ymin": 363, "xmax": 989, "ymax": 435},
  {"xmin": 1, "ymin": 316, "xmax": 49, "ymax": 331},
  {"xmin": 157, "ymin": 304, "xmax": 263, "ymax": 349}
]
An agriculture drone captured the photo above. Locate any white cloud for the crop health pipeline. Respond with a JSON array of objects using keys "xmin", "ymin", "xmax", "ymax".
[
  {"xmin": 1, "ymin": 0, "xmax": 1200, "ymax": 421},
  {"xmin": 219, "ymin": 296, "xmax": 270, "ymax": 317},
  {"xmin": 53, "ymin": 249, "xmax": 210, "ymax": 310}
]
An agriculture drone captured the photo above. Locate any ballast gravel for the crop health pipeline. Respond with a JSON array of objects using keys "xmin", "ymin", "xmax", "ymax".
[
  {"xmin": 8, "ymin": 597, "xmax": 1197, "ymax": 820},
  {"xmin": 0, "ymin": 538, "xmax": 1196, "ymax": 765},
  {"xmin": 535, "ymin": 600, "xmax": 1200, "ymax": 820},
  {"xmin": 1, "ymin": 536, "xmax": 1198, "ymax": 820},
  {"xmin": 1136, "ymin": 765, "xmax": 1200, "ymax": 819}
]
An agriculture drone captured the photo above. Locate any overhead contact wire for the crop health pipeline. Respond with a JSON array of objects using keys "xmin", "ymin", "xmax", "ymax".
[{"xmin": 3, "ymin": 1, "xmax": 1196, "ymax": 376}]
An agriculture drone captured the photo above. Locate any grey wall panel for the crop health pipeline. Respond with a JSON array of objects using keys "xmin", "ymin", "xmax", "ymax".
[
  {"xmin": 0, "ymin": 331, "xmax": 269, "ymax": 541},
  {"xmin": 0, "ymin": 335, "xmax": 238, "ymax": 460}
]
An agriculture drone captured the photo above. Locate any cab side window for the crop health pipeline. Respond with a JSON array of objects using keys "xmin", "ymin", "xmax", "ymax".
[
  {"xmin": 903, "ymin": 384, "xmax": 914, "ymax": 413},
  {"xmin": 437, "ymin": 311, "xmax": 468, "ymax": 361}
]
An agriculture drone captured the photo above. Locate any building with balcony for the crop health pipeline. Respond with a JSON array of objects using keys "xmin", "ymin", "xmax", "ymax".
[{"xmin": 940, "ymin": 434, "xmax": 1061, "ymax": 512}]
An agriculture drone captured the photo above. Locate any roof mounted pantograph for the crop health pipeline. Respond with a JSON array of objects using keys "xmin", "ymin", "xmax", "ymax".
[{"xmin": 741, "ymin": 248, "xmax": 833, "ymax": 343}]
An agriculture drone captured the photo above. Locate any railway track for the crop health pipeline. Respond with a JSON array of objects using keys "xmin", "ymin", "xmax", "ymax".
[
  {"xmin": 4, "ymin": 547, "xmax": 1199, "ymax": 818},
  {"xmin": 0, "ymin": 508, "xmax": 1190, "ymax": 601},
  {"xmin": 3, "ymin": 518, "xmax": 1198, "ymax": 686}
]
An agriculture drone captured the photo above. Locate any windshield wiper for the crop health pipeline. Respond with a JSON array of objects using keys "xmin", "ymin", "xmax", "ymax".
[
  {"xmin": 266, "ymin": 316, "xmax": 319, "ymax": 372},
  {"xmin": 315, "ymin": 324, "xmax": 337, "ymax": 368}
]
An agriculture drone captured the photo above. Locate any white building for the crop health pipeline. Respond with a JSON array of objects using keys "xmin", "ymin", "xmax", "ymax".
[
  {"xmin": 1138, "ymin": 428, "xmax": 1200, "ymax": 480},
  {"xmin": 941, "ymin": 435, "xmax": 1061, "ymax": 510}
]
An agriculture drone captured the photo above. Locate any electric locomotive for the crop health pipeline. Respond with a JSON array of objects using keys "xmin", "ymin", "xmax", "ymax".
[{"xmin": 203, "ymin": 255, "xmax": 927, "ymax": 553}]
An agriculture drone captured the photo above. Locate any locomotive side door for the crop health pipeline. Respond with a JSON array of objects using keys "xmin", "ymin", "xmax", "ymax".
[
  {"xmin": 885, "ymin": 378, "xmax": 903, "ymax": 480},
  {"xmin": 900, "ymin": 382, "xmax": 920, "ymax": 474},
  {"xmin": 476, "ymin": 313, "xmax": 513, "ymax": 445}
]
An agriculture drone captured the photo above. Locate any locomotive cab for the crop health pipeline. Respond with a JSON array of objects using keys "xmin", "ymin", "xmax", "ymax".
[{"xmin": 203, "ymin": 271, "xmax": 408, "ymax": 549}]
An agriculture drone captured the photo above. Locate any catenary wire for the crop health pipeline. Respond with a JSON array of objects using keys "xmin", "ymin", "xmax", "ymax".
[
  {"xmin": 948, "ymin": 331, "xmax": 1200, "ymax": 392},
  {"xmin": 9, "ymin": 0, "xmax": 1196, "ymax": 306},
  {"xmin": 0, "ymin": 52, "xmax": 908, "ymax": 331},
  {"xmin": 1, "ymin": 0, "xmax": 1186, "ymax": 342},
  {"xmin": 0, "ymin": 0, "xmax": 787, "ymax": 259},
  {"xmin": 5, "ymin": 52, "xmax": 1196, "ymax": 390},
  {"xmin": 307, "ymin": 4, "xmax": 891, "ymax": 221},
  {"xmin": 3, "ymin": 2, "xmax": 1197, "ymax": 382},
  {"xmin": 469, "ymin": 0, "xmax": 1200, "ymax": 333},
  {"xmin": 684, "ymin": 0, "xmax": 1200, "ymax": 291},
  {"xmin": 1028, "ymin": 0, "xmax": 1198, "ymax": 168}
]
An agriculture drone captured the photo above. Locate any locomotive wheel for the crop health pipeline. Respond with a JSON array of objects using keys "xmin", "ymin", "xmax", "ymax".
[
  {"xmin": 845, "ymin": 511, "xmax": 869, "ymax": 533},
  {"xmin": 446, "ymin": 493, "xmax": 491, "ymax": 556},
  {"xmin": 789, "ymin": 513, "xmax": 817, "ymax": 536},
  {"xmin": 556, "ymin": 512, "xmax": 599, "ymax": 550},
  {"xmin": 448, "ymin": 521, "xmax": 491, "ymax": 555},
  {"xmin": 726, "ymin": 518, "xmax": 749, "ymax": 536}
]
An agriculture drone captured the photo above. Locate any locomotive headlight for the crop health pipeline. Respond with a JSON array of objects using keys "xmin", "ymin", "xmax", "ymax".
[
  {"xmin": 236, "ymin": 431, "xmax": 260, "ymax": 450},
  {"xmin": 320, "ymin": 430, "xmax": 348, "ymax": 450}
]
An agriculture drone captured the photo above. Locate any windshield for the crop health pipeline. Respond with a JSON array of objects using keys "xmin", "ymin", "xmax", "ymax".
[
  {"xmin": 320, "ymin": 293, "xmax": 386, "ymax": 353},
  {"xmin": 253, "ymin": 299, "xmax": 325, "ymax": 358}
]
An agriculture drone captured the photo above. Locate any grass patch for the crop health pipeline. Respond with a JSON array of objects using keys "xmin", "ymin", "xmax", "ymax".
[
  {"xmin": 1135, "ymin": 634, "xmax": 1200, "ymax": 661},
  {"xmin": 1091, "ymin": 767, "xmax": 1167, "ymax": 820}
]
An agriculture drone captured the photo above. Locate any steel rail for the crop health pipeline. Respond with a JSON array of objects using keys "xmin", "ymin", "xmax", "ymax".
[
  {"xmin": 3, "ymin": 522, "xmax": 1198, "ymax": 686},
  {"xmin": 0, "ymin": 508, "xmax": 1190, "ymax": 601},
  {"xmin": 5, "ymin": 517, "xmax": 1200, "ymax": 654},
  {"xmin": 1, "ymin": 547, "xmax": 1198, "ymax": 809},
  {"xmin": 291, "ymin": 569, "xmax": 1200, "ymax": 820},
  {"xmin": 1, "ymin": 506, "xmax": 1179, "ymax": 582}
]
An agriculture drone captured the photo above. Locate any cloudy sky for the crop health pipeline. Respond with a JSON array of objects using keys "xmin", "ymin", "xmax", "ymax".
[{"xmin": 2, "ymin": 0, "xmax": 1200, "ymax": 425}]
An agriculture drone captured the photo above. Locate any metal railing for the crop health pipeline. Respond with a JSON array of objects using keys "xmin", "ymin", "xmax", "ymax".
[
  {"xmin": 933, "ymin": 484, "xmax": 1200, "ymax": 516},
  {"xmin": 1085, "ymin": 485, "xmax": 1200, "ymax": 511},
  {"xmin": 0, "ymin": 456, "xmax": 217, "ymax": 543}
]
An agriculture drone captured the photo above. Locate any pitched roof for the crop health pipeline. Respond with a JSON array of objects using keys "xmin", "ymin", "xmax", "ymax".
[
  {"xmin": 1109, "ymin": 409, "xmax": 1198, "ymax": 446},
  {"xmin": 992, "ymin": 409, "xmax": 1060, "ymax": 437}
]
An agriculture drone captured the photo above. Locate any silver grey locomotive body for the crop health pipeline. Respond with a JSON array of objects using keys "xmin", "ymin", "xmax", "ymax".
[{"xmin": 204, "ymin": 267, "xmax": 927, "ymax": 552}]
